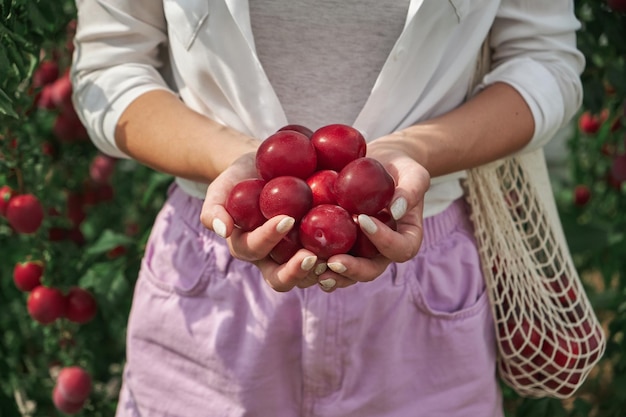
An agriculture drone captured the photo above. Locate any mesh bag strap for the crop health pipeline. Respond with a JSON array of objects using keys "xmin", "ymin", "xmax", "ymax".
[{"xmin": 463, "ymin": 37, "xmax": 606, "ymax": 398}]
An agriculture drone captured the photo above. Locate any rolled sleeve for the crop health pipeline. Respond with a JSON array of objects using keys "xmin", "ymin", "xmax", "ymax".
[
  {"xmin": 70, "ymin": 0, "xmax": 172, "ymax": 158},
  {"xmin": 478, "ymin": 0, "xmax": 585, "ymax": 153}
]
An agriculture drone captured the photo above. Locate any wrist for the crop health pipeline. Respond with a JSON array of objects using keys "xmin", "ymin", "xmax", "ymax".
[
  {"xmin": 200, "ymin": 122, "xmax": 260, "ymax": 179},
  {"xmin": 368, "ymin": 127, "xmax": 433, "ymax": 175}
]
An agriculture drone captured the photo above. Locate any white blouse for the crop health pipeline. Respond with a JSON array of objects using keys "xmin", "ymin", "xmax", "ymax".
[{"xmin": 71, "ymin": 0, "xmax": 584, "ymax": 217}]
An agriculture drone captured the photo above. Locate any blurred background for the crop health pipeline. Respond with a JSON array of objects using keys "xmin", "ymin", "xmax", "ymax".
[{"xmin": 0, "ymin": 1, "xmax": 624, "ymax": 415}]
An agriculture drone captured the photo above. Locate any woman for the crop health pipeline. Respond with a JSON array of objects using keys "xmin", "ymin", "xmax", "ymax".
[{"xmin": 71, "ymin": 1, "xmax": 584, "ymax": 415}]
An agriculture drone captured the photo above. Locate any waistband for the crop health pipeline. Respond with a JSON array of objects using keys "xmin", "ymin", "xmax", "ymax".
[{"xmin": 421, "ymin": 197, "xmax": 473, "ymax": 250}]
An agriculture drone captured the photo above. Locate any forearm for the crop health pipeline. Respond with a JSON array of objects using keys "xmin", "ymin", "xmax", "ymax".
[
  {"xmin": 114, "ymin": 90, "xmax": 259, "ymax": 183},
  {"xmin": 371, "ymin": 82, "xmax": 535, "ymax": 178}
]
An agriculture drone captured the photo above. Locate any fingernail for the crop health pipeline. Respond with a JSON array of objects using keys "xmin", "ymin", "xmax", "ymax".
[
  {"xmin": 301, "ymin": 256, "xmax": 317, "ymax": 272},
  {"xmin": 358, "ymin": 214, "xmax": 377, "ymax": 235},
  {"xmin": 314, "ymin": 263, "xmax": 327, "ymax": 275},
  {"xmin": 391, "ymin": 197, "xmax": 407, "ymax": 220},
  {"xmin": 212, "ymin": 218, "xmax": 227, "ymax": 238},
  {"xmin": 327, "ymin": 262, "xmax": 347, "ymax": 274},
  {"xmin": 276, "ymin": 217, "xmax": 295, "ymax": 234},
  {"xmin": 319, "ymin": 278, "xmax": 336, "ymax": 290}
]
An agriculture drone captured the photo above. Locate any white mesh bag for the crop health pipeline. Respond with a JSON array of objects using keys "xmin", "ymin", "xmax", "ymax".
[{"xmin": 463, "ymin": 38, "xmax": 606, "ymax": 398}]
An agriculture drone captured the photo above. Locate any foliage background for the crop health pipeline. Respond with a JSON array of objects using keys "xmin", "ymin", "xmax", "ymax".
[
  {"xmin": 0, "ymin": 0, "xmax": 624, "ymax": 415},
  {"xmin": 1, "ymin": 1, "xmax": 171, "ymax": 415}
]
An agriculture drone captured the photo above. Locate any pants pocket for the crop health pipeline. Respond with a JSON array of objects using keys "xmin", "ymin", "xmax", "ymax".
[
  {"xmin": 141, "ymin": 202, "xmax": 217, "ymax": 296},
  {"xmin": 405, "ymin": 227, "xmax": 487, "ymax": 320}
]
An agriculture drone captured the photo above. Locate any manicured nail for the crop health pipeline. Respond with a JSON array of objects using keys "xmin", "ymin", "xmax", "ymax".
[
  {"xmin": 391, "ymin": 197, "xmax": 407, "ymax": 220},
  {"xmin": 301, "ymin": 256, "xmax": 317, "ymax": 272},
  {"xmin": 212, "ymin": 218, "xmax": 227, "ymax": 238},
  {"xmin": 276, "ymin": 217, "xmax": 295, "ymax": 233},
  {"xmin": 358, "ymin": 214, "xmax": 377, "ymax": 235},
  {"xmin": 314, "ymin": 263, "xmax": 328, "ymax": 275},
  {"xmin": 319, "ymin": 278, "xmax": 336, "ymax": 290},
  {"xmin": 327, "ymin": 262, "xmax": 347, "ymax": 274}
]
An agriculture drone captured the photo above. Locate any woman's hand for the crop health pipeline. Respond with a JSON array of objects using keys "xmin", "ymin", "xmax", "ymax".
[
  {"xmin": 200, "ymin": 139, "xmax": 430, "ymax": 293},
  {"xmin": 200, "ymin": 152, "xmax": 334, "ymax": 292},
  {"xmin": 314, "ymin": 139, "xmax": 430, "ymax": 292}
]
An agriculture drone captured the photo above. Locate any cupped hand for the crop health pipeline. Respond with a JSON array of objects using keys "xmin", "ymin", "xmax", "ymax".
[
  {"xmin": 199, "ymin": 138, "xmax": 430, "ymax": 293},
  {"xmin": 314, "ymin": 140, "xmax": 430, "ymax": 292},
  {"xmin": 199, "ymin": 152, "xmax": 340, "ymax": 292}
]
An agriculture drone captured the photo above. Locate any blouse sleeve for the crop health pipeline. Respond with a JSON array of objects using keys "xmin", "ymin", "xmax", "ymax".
[
  {"xmin": 70, "ymin": 0, "xmax": 173, "ymax": 158},
  {"xmin": 480, "ymin": 0, "xmax": 585, "ymax": 153}
]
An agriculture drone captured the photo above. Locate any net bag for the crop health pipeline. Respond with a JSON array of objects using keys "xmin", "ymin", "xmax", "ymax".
[{"xmin": 463, "ymin": 39, "xmax": 606, "ymax": 399}]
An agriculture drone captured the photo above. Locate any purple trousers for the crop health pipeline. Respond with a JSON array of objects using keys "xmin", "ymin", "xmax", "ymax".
[{"xmin": 115, "ymin": 184, "xmax": 502, "ymax": 417}]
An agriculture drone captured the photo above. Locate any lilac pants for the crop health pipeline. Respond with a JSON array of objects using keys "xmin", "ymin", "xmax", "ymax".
[{"xmin": 116, "ymin": 184, "xmax": 502, "ymax": 417}]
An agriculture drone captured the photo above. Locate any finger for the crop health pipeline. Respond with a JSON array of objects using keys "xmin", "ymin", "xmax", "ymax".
[
  {"xmin": 256, "ymin": 250, "xmax": 319, "ymax": 292},
  {"xmin": 354, "ymin": 205, "xmax": 423, "ymax": 263},
  {"xmin": 228, "ymin": 215, "xmax": 295, "ymax": 261},
  {"xmin": 323, "ymin": 254, "xmax": 392, "ymax": 283},
  {"xmin": 386, "ymin": 159, "xmax": 430, "ymax": 220},
  {"xmin": 314, "ymin": 267, "xmax": 360, "ymax": 292},
  {"xmin": 200, "ymin": 152, "xmax": 258, "ymax": 237},
  {"xmin": 295, "ymin": 261, "xmax": 329, "ymax": 289},
  {"xmin": 296, "ymin": 274, "xmax": 320, "ymax": 289},
  {"xmin": 200, "ymin": 202, "xmax": 233, "ymax": 238}
]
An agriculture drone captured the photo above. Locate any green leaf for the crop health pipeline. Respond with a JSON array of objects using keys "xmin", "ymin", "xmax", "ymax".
[
  {"xmin": 27, "ymin": 1, "xmax": 54, "ymax": 35},
  {"xmin": 4, "ymin": 39, "xmax": 27, "ymax": 77},
  {"xmin": 0, "ymin": 19, "xmax": 33, "ymax": 50},
  {"xmin": 141, "ymin": 171, "xmax": 173, "ymax": 206},
  {"xmin": 78, "ymin": 260, "xmax": 125, "ymax": 293},
  {"xmin": 85, "ymin": 229, "xmax": 136, "ymax": 255},
  {"xmin": 0, "ymin": 88, "xmax": 17, "ymax": 118},
  {"xmin": 107, "ymin": 272, "xmax": 131, "ymax": 304},
  {"xmin": 0, "ymin": 45, "xmax": 11, "ymax": 81}
]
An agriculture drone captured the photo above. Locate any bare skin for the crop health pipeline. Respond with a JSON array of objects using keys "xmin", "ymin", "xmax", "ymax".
[{"xmin": 115, "ymin": 82, "xmax": 534, "ymax": 293}]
